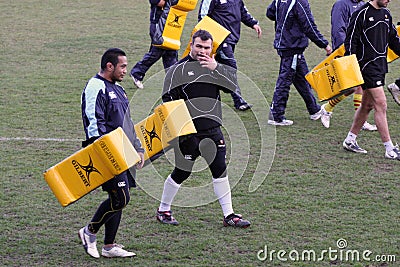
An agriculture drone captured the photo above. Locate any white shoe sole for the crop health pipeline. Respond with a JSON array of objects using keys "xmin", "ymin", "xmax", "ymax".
[{"xmin": 268, "ymin": 119, "xmax": 293, "ymax": 126}]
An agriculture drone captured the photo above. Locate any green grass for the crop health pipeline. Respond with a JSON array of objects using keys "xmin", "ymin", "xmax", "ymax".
[{"xmin": 1, "ymin": 0, "xmax": 399, "ymax": 266}]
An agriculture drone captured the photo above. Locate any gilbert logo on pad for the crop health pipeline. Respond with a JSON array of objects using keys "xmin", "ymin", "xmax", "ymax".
[{"xmin": 44, "ymin": 127, "xmax": 141, "ymax": 207}]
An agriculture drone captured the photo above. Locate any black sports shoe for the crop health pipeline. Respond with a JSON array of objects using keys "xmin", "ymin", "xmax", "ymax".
[
  {"xmin": 156, "ymin": 210, "xmax": 179, "ymax": 225},
  {"xmin": 223, "ymin": 213, "xmax": 251, "ymax": 228}
]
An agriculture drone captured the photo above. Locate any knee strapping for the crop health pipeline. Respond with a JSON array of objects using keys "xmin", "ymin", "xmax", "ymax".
[{"xmin": 109, "ymin": 188, "xmax": 130, "ymax": 210}]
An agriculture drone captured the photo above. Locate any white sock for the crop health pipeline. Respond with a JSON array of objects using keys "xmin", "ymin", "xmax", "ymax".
[
  {"xmin": 158, "ymin": 175, "xmax": 181, "ymax": 212},
  {"xmin": 345, "ymin": 132, "xmax": 357, "ymax": 143},
  {"xmin": 213, "ymin": 177, "xmax": 234, "ymax": 218},
  {"xmin": 384, "ymin": 140, "xmax": 394, "ymax": 152}
]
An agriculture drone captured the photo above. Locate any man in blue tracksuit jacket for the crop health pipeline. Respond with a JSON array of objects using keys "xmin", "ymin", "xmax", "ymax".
[
  {"xmin": 130, "ymin": 0, "xmax": 178, "ymax": 89},
  {"xmin": 79, "ymin": 48, "xmax": 145, "ymax": 258},
  {"xmin": 266, "ymin": 0, "xmax": 332, "ymax": 125},
  {"xmin": 199, "ymin": 0, "xmax": 262, "ymax": 111},
  {"xmin": 331, "ymin": 0, "xmax": 364, "ymax": 51}
]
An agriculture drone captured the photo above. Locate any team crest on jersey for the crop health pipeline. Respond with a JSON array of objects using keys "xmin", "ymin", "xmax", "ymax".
[
  {"xmin": 218, "ymin": 139, "xmax": 225, "ymax": 148},
  {"xmin": 109, "ymin": 91, "xmax": 117, "ymax": 99}
]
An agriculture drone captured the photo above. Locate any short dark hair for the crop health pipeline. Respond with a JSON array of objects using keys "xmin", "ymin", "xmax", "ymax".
[
  {"xmin": 192, "ymin": 30, "xmax": 213, "ymax": 43},
  {"xmin": 101, "ymin": 48, "xmax": 126, "ymax": 70}
]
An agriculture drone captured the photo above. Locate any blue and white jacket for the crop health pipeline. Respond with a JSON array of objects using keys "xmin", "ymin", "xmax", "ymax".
[
  {"xmin": 266, "ymin": 0, "xmax": 328, "ymax": 57},
  {"xmin": 198, "ymin": 0, "xmax": 259, "ymax": 45},
  {"xmin": 81, "ymin": 74, "xmax": 144, "ymax": 154},
  {"xmin": 331, "ymin": 0, "xmax": 364, "ymax": 50}
]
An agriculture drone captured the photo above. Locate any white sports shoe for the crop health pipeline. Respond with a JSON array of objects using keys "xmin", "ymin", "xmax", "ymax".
[
  {"xmin": 320, "ymin": 104, "xmax": 332, "ymax": 128},
  {"xmin": 101, "ymin": 244, "xmax": 136, "ymax": 258},
  {"xmin": 387, "ymin": 83, "xmax": 400, "ymax": 105},
  {"xmin": 131, "ymin": 75, "xmax": 144, "ymax": 89},
  {"xmin": 361, "ymin": 121, "xmax": 377, "ymax": 131},
  {"xmin": 78, "ymin": 227, "xmax": 100, "ymax": 258},
  {"xmin": 268, "ymin": 119, "xmax": 293, "ymax": 126},
  {"xmin": 310, "ymin": 108, "xmax": 322, "ymax": 120},
  {"xmin": 385, "ymin": 145, "xmax": 400, "ymax": 160},
  {"xmin": 343, "ymin": 139, "xmax": 367, "ymax": 154}
]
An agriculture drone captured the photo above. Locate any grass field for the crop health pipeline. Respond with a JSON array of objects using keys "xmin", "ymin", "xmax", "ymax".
[{"xmin": 1, "ymin": 0, "xmax": 399, "ymax": 266}]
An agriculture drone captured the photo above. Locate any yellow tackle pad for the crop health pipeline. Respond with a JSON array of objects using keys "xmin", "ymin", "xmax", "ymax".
[
  {"xmin": 306, "ymin": 54, "xmax": 364, "ymax": 101},
  {"xmin": 181, "ymin": 16, "xmax": 231, "ymax": 58},
  {"xmin": 44, "ymin": 127, "xmax": 141, "ymax": 207},
  {"xmin": 308, "ymin": 32, "xmax": 399, "ymax": 100},
  {"xmin": 387, "ymin": 25, "xmax": 400, "ymax": 63},
  {"xmin": 153, "ymin": 0, "xmax": 198, "ymax": 50},
  {"xmin": 310, "ymin": 45, "xmax": 346, "ymax": 74},
  {"xmin": 135, "ymin": 99, "xmax": 197, "ymax": 161}
]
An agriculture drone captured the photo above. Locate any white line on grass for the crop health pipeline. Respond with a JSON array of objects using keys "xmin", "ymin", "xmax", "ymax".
[{"xmin": 0, "ymin": 137, "xmax": 81, "ymax": 142}]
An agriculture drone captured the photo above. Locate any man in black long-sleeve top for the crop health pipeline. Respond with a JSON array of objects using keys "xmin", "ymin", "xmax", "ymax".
[
  {"xmin": 156, "ymin": 30, "xmax": 251, "ymax": 228},
  {"xmin": 342, "ymin": 0, "xmax": 400, "ymax": 160}
]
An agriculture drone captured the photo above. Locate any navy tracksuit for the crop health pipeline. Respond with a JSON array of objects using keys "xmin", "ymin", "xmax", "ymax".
[
  {"xmin": 199, "ymin": 0, "xmax": 259, "ymax": 108},
  {"xmin": 266, "ymin": 0, "xmax": 329, "ymax": 122},
  {"xmin": 330, "ymin": 0, "xmax": 364, "ymax": 51},
  {"xmin": 130, "ymin": 0, "xmax": 178, "ymax": 81}
]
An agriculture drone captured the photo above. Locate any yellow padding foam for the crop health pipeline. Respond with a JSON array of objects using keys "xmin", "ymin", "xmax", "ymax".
[
  {"xmin": 387, "ymin": 25, "xmax": 400, "ymax": 63},
  {"xmin": 153, "ymin": 0, "xmax": 198, "ymax": 50},
  {"xmin": 306, "ymin": 54, "xmax": 364, "ymax": 101},
  {"xmin": 182, "ymin": 16, "xmax": 231, "ymax": 58},
  {"xmin": 311, "ymin": 45, "xmax": 346, "ymax": 73},
  {"xmin": 135, "ymin": 99, "xmax": 197, "ymax": 161},
  {"xmin": 308, "ymin": 26, "xmax": 399, "ymax": 101},
  {"xmin": 45, "ymin": 100, "xmax": 196, "ymax": 207},
  {"xmin": 172, "ymin": 0, "xmax": 198, "ymax": 12},
  {"xmin": 44, "ymin": 127, "xmax": 141, "ymax": 207}
]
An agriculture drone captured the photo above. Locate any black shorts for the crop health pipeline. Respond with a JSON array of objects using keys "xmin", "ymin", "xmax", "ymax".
[
  {"xmin": 178, "ymin": 127, "xmax": 226, "ymax": 162},
  {"xmin": 361, "ymin": 73, "xmax": 386, "ymax": 90},
  {"xmin": 101, "ymin": 170, "xmax": 134, "ymax": 192},
  {"xmin": 172, "ymin": 127, "xmax": 227, "ymax": 179}
]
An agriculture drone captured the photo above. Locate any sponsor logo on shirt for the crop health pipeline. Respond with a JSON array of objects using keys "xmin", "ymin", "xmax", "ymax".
[{"xmin": 109, "ymin": 91, "xmax": 117, "ymax": 99}]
